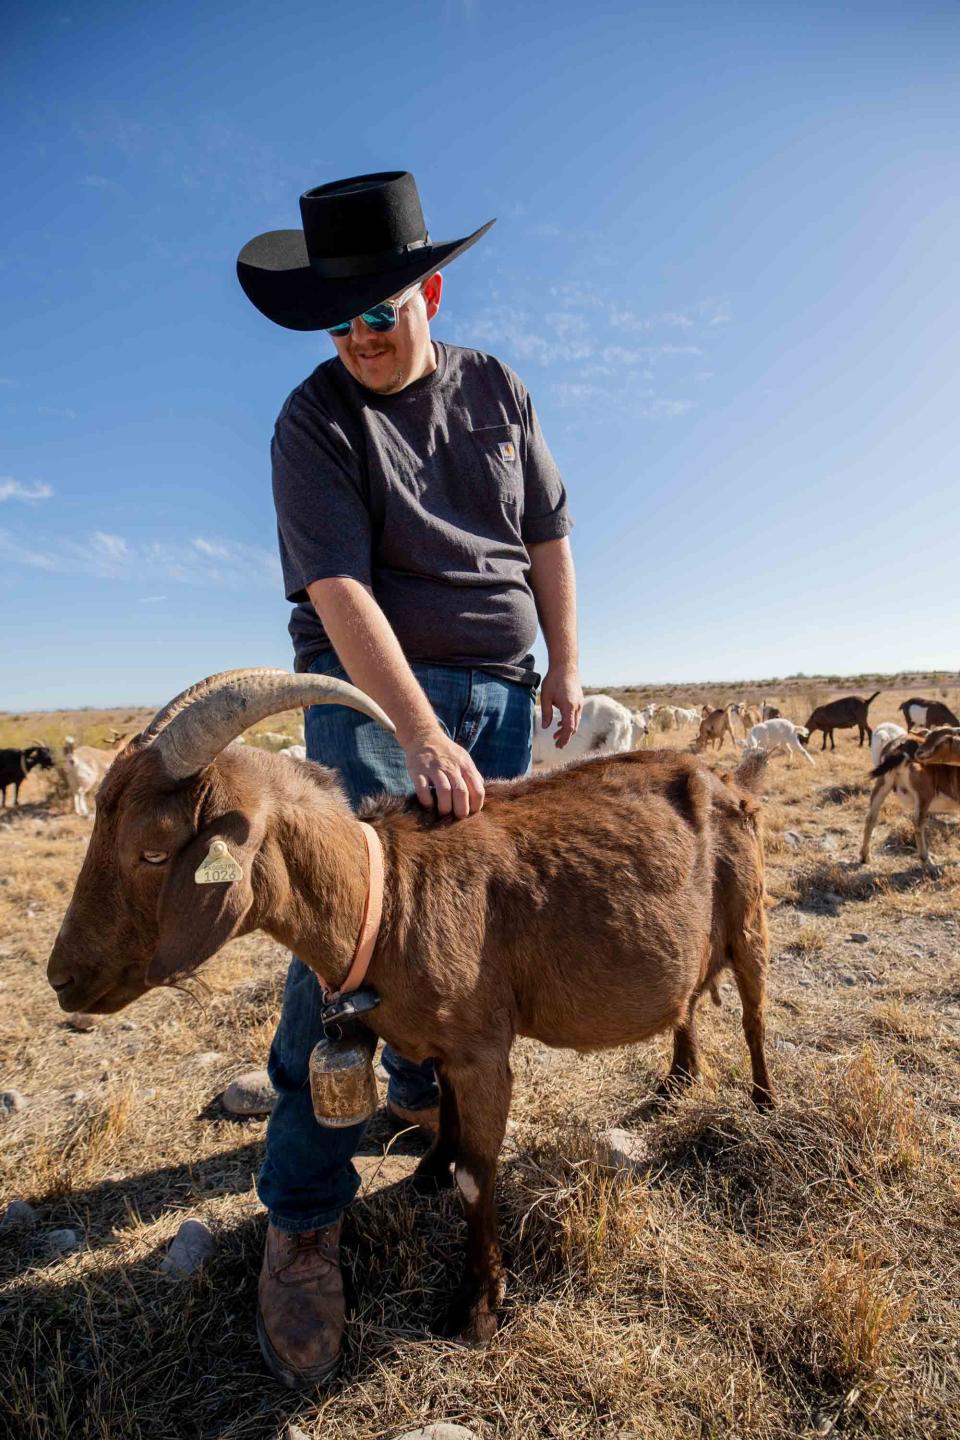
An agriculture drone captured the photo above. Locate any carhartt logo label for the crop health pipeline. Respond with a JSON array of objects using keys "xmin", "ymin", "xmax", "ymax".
[{"xmin": 498, "ymin": 441, "xmax": 515, "ymax": 461}]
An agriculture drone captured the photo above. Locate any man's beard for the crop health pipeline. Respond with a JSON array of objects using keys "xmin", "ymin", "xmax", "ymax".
[{"xmin": 357, "ymin": 362, "xmax": 406, "ymax": 394}]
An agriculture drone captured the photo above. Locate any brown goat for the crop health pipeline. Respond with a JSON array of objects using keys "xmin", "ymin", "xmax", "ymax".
[
  {"xmin": 47, "ymin": 670, "xmax": 773, "ymax": 1345},
  {"xmin": 914, "ymin": 727, "xmax": 960, "ymax": 765},
  {"xmin": 695, "ymin": 706, "xmax": 737, "ymax": 752},
  {"xmin": 805, "ymin": 691, "xmax": 880, "ymax": 751},
  {"xmin": 860, "ymin": 727, "xmax": 960, "ymax": 866}
]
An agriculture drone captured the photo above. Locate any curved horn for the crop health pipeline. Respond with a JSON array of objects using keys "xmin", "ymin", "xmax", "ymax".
[{"xmin": 146, "ymin": 668, "xmax": 396, "ymax": 780}]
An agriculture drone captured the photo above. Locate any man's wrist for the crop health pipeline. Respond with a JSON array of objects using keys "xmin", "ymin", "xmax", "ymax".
[{"xmin": 396, "ymin": 715, "xmax": 446, "ymax": 751}]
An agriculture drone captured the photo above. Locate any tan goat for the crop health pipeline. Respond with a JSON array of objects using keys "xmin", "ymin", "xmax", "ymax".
[
  {"xmin": 695, "ymin": 706, "xmax": 737, "ymax": 752},
  {"xmin": 47, "ymin": 669, "xmax": 774, "ymax": 1345},
  {"xmin": 735, "ymin": 704, "xmax": 761, "ymax": 738},
  {"xmin": 860, "ymin": 727, "xmax": 960, "ymax": 866},
  {"xmin": 62, "ymin": 732, "xmax": 132, "ymax": 817}
]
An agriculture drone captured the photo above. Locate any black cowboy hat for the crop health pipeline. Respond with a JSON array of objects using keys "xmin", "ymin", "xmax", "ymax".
[{"xmin": 237, "ymin": 170, "xmax": 495, "ymax": 332}]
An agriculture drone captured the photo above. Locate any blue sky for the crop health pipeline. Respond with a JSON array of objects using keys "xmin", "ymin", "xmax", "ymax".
[{"xmin": 3, "ymin": 0, "xmax": 958, "ymax": 709}]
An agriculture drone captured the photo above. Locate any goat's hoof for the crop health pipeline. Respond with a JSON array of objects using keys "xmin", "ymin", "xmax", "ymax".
[
  {"xmin": 752, "ymin": 1085, "xmax": 776, "ymax": 1111},
  {"xmin": 436, "ymin": 1300, "xmax": 498, "ymax": 1346},
  {"xmin": 654, "ymin": 1071, "xmax": 698, "ymax": 1101}
]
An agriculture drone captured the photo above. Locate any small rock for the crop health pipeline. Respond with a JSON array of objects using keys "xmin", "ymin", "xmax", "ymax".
[
  {"xmin": 848, "ymin": 932, "xmax": 869, "ymax": 944},
  {"xmin": 782, "ymin": 831, "xmax": 803, "ymax": 848},
  {"xmin": 1, "ymin": 1089, "xmax": 29, "ymax": 1116},
  {"xmin": 774, "ymin": 1037, "xmax": 799, "ymax": 1053},
  {"xmin": 102, "ymin": 1171, "xmax": 126, "ymax": 1183},
  {"xmin": 119, "ymin": 1020, "xmax": 138, "ymax": 1032},
  {"xmin": 284, "ymin": 1427, "xmax": 311, "ymax": 1440},
  {"xmin": 193, "ymin": 1051, "xmax": 226, "ymax": 1068},
  {"xmin": 797, "ymin": 974, "xmax": 814, "ymax": 988},
  {"xmin": 137, "ymin": 1087, "xmax": 158, "ymax": 1103},
  {"xmin": 599, "ymin": 1127, "xmax": 652, "ymax": 1172},
  {"xmin": 222, "ymin": 1069, "xmax": 276, "ymax": 1117},
  {"xmin": 820, "ymin": 834, "xmax": 839, "ymax": 852},
  {"xmin": 43, "ymin": 1227, "xmax": 81, "ymax": 1256},
  {"xmin": 2, "ymin": 1200, "xmax": 37, "ymax": 1229},
  {"xmin": 160, "ymin": 1219, "xmax": 216, "ymax": 1278},
  {"xmin": 66, "ymin": 1090, "xmax": 87, "ymax": 1105},
  {"xmin": 393, "ymin": 1429, "xmax": 479, "ymax": 1440},
  {"xmin": 839, "ymin": 973, "xmax": 857, "ymax": 987},
  {"xmin": 66, "ymin": 1012, "xmax": 97, "ymax": 1032}
]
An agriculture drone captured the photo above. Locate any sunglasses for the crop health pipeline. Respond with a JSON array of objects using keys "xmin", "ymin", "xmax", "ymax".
[{"xmin": 326, "ymin": 281, "xmax": 423, "ymax": 337}]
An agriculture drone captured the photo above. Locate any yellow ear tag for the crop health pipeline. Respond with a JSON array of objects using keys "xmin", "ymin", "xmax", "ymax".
[{"xmin": 194, "ymin": 839, "xmax": 243, "ymax": 885}]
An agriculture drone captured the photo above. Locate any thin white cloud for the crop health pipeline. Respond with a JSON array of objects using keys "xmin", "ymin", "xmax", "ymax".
[
  {"xmin": 139, "ymin": 595, "xmax": 167, "ymax": 603},
  {"xmin": 80, "ymin": 174, "xmax": 121, "ymax": 190},
  {"xmin": 37, "ymin": 404, "xmax": 78, "ymax": 419},
  {"xmin": 0, "ymin": 528, "xmax": 59, "ymax": 570},
  {"xmin": 92, "ymin": 531, "xmax": 130, "ymax": 560},
  {"xmin": 192, "ymin": 537, "xmax": 232, "ymax": 559},
  {"xmin": 0, "ymin": 478, "xmax": 53, "ymax": 503},
  {"xmin": 551, "ymin": 382, "xmax": 607, "ymax": 405},
  {"xmin": 0, "ymin": 527, "xmax": 281, "ymax": 591},
  {"xmin": 643, "ymin": 398, "xmax": 694, "ymax": 418}
]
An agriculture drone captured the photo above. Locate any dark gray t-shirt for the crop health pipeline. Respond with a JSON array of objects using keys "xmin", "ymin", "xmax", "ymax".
[{"xmin": 272, "ymin": 341, "xmax": 572, "ymax": 687}]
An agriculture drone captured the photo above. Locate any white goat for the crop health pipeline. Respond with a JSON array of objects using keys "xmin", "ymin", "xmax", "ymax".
[
  {"xmin": 746, "ymin": 719, "xmax": 814, "ymax": 766},
  {"xmin": 534, "ymin": 694, "xmax": 639, "ymax": 765},
  {"xmin": 870, "ymin": 723, "xmax": 906, "ymax": 769}
]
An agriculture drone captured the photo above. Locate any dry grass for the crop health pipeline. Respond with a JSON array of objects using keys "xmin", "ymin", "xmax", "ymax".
[{"xmin": 2, "ymin": 682, "xmax": 959, "ymax": 1438}]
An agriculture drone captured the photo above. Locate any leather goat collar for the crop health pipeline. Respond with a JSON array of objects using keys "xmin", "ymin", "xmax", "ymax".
[{"xmin": 315, "ymin": 821, "xmax": 384, "ymax": 1001}]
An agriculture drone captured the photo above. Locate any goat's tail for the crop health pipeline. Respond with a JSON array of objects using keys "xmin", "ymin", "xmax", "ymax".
[
  {"xmin": 734, "ymin": 748, "xmax": 770, "ymax": 795},
  {"xmin": 865, "ymin": 690, "xmax": 882, "ymax": 707}
]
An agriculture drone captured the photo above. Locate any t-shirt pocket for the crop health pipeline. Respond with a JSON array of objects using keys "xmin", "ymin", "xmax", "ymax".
[{"xmin": 468, "ymin": 424, "xmax": 523, "ymax": 504}]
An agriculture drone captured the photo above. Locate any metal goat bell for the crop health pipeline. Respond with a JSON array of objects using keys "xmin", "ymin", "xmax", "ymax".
[{"xmin": 308, "ymin": 989, "xmax": 381, "ymax": 1129}]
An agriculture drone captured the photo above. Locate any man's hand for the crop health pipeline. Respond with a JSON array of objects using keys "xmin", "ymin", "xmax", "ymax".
[
  {"xmin": 539, "ymin": 665, "xmax": 584, "ymax": 749},
  {"xmin": 401, "ymin": 726, "xmax": 486, "ymax": 819}
]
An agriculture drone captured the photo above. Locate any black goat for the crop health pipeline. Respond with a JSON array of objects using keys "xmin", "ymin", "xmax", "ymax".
[
  {"xmin": 0, "ymin": 745, "xmax": 54, "ymax": 806},
  {"xmin": 805, "ymin": 692, "xmax": 880, "ymax": 751}
]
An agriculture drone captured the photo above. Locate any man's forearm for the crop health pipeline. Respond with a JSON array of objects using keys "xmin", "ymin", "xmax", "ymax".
[
  {"xmin": 306, "ymin": 577, "xmax": 441, "ymax": 747},
  {"xmin": 528, "ymin": 537, "xmax": 578, "ymax": 669}
]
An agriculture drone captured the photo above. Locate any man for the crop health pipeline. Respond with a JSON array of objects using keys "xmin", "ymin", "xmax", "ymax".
[{"xmin": 237, "ymin": 171, "xmax": 582, "ymax": 1387}]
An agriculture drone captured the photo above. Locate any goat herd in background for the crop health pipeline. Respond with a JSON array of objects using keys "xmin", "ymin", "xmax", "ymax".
[
  {"xmin": 532, "ymin": 687, "xmax": 960, "ymax": 870},
  {"xmin": 3, "ymin": 686, "xmax": 960, "ymax": 870}
]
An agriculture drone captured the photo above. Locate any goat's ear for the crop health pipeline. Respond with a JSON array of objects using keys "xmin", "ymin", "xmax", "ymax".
[{"xmin": 147, "ymin": 814, "xmax": 264, "ymax": 986}]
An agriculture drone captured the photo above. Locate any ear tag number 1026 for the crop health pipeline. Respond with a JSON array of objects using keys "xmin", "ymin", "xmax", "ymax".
[{"xmin": 194, "ymin": 840, "xmax": 243, "ymax": 885}]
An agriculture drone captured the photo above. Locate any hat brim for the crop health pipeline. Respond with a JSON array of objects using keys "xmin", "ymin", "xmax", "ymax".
[{"xmin": 237, "ymin": 220, "xmax": 495, "ymax": 332}]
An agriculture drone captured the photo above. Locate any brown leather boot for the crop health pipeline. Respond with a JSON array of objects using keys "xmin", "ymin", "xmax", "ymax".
[
  {"xmin": 257, "ymin": 1219, "xmax": 344, "ymax": 1389},
  {"xmin": 387, "ymin": 1098, "xmax": 440, "ymax": 1136}
]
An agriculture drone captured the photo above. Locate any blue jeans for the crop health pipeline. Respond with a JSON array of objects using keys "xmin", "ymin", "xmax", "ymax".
[{"xmin": 257, "ymin": 651, "xmax": 535, "ymax": 1233}]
